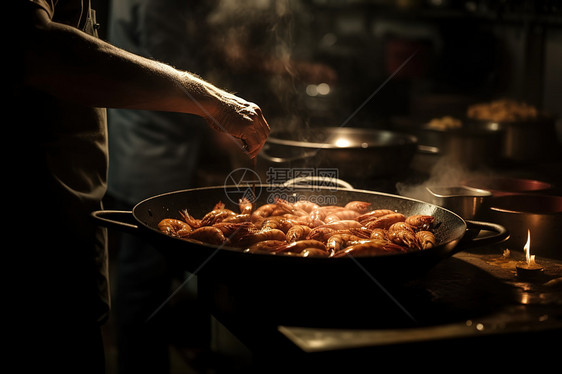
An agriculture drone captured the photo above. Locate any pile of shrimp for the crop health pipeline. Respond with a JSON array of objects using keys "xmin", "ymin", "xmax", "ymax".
[{"xmin": 157, "ymin": 198, "xmax": 437, "ymax": 258}]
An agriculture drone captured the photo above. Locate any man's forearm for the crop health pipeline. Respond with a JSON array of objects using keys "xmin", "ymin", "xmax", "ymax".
[
  {"xmin": 23, "ymin": 6, "xmax": 222, "ymax": 117},
  {"xmin": 20, "ymin": 4, "xmax": 270, "ymax": 158}
]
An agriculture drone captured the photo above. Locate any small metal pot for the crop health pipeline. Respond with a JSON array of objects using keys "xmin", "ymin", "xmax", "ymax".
[{"xmin": 426, "ymin": 186, "xmax": 492, "ymax": 220}]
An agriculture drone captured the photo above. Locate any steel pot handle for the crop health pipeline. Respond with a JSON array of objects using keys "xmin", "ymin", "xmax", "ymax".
[
  {"xmin": 455, "ymin": 220, "xmax": 510, "ymax": 251},
  {"xmin": 91, "ymin": 210, "xmax": 140, "ymax": 235},
  {"xmin": 282, "ymin": 176, "xmax": 354, "ymax": 190},
  {"xmin": 417, "ymin": 144, "xmax": 440, "ymax": 155}
]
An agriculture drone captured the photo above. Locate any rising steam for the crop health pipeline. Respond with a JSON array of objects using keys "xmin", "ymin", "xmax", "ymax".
[{"xmin": 396, "ymin": 155, "xmax": 494, "ymax": 202}]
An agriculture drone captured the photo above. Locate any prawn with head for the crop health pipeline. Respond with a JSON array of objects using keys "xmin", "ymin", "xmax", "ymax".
[
  {"xmin": 326, "ymin": 233, "xmax": 365, "ymax": 254},
  {"xmin": 158, "ymin": 218, "xmax": 192, "ymax": 237},
  {"xmin": 236, "ymin": 228, "xmax": 287, "ymax": 247},
  {"xmin": 183, "ymin": 226, "xmax": 226, "ymax": 245},
  {"xmin": 260, "ymin": 216, "xmax": 297, "ymax": 233},
  {"xmin": 250, "ymin": 203, "xmax": 277, "ymax": 224},
  {"xmin": 415, "ymin": 230, "xmax": 436, "ymax": 250},
  {"xmin": 364, "ymin": 213, "xmax": 406, "ymax": 230},
  {"xmin": 200, "ymin": 207, "xmax": 237, "ymax": 226},
  {"xmin": 286, "ymin": 224, "xmax": 312, "ymax": 242},
  {"xmin": 405, "ymin": 215, "xmax": 435, "ymax": 231},
  {"xmin": 388, "ymin": 221, "xmax": 417, "ymax": 249}
]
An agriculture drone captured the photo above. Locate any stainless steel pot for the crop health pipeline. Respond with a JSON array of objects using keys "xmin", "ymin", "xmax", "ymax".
[
  {"xmin": 396, "ymin": 120, "xmax": 504, "ymax": 169},
  {"xmin": 416, "ymin": 126, "xmax": 504, "ymax": 169},
  {"xmin": 466, "ymin": 116, "xmax": 559, "ymax": 163},
  {"xmin": 258, "ymin": 127, "xmax": 418, "ymax": 180}
]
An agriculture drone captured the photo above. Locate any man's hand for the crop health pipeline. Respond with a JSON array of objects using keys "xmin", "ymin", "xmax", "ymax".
[{"xmin": 204, "ymin": 91, "xmax": 270, "ymax": 159}]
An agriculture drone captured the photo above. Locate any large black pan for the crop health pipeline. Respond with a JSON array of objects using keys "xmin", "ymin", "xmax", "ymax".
[{"xmin": 92, "ymin": 185, "xmax": 508, "ymax": 283}]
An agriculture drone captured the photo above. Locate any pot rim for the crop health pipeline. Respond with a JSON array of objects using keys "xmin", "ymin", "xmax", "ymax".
[
  {"xmin": 463, "ymin": 177, "xmax": 553, "ymax": 195},
  {"xmin": 427, "ymin": 185, "xmax": 492, "ymax": 199},
  {"xmin": 488, "ymin": 194, "xmax": 562, "ymax": 215},
  {"xmin": 267, "ymin": 127, "xmax": 418, "ymax": 149}
]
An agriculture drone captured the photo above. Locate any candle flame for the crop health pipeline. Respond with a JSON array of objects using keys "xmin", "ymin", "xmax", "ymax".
[{"xmin": 524, "ymin": 229, "xmax": 535, "ymax": 265}]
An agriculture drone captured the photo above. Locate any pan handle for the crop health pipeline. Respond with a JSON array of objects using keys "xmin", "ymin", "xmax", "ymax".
[
  {"xmin": 456, "ymin": 220, "xmax": 510, "ymax": 251},
  {"xmin": 91, "ymin": 210, "xmax": 140, "ymax": 235}
]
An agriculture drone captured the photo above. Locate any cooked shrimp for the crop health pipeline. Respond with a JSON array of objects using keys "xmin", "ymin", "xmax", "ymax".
[
  {"xmin": 356, "ymin": 209, "xmax": 395, "ymax": 224},
  {"xmin": 158, "ymin": 219, "xmax": 192, "ymax": 237},
  {"xmin": 317, "ymin": 220, "xmax": 363, "ymax": 231},
  {"xmin": 286, "ymin": 225, "xmax": 312, "ymax": 243},
  {"xmin": 415, "ymin": 231, "xmax": 436, "ymax": 250},
  {"xmin": 304, "ymin": 208, "xmax": 326, "ymax": 227},
  {"xmin": 326, "ymin": 234, "xmax": 364, "ymax": 254},
  {"xmin": 239, "ymin": 197, "xmax": 253, "ymax": 214},
  {"xmin": 344, "ymin": 201, "xmax": 372, "ymax": 214},
  {"xmin": 294, "ymin": 200, "xmax": 320, "ymax": 213},
  {"xmin": 250, "ymin": 203, "xmax": 277, "ymax": 224},
  {"xmin": 184, "ymin": 226, "xmax": 225, "ymax": 245},
  {"xmin": 389, "ymin": 229, "xmax": 417, "ymax": 249},
  {"xmin": 212, "ymin": 222, "xmax": 255, "ymax": 237},
  {"xmin": 348, "ymin": 227, "xmax": 373, "ymax": 239},
  {"xmin": 274, "ymin": 198, "xmax": 308, "ymax": 216},
  {"xmin": 260, "ymin": 216, "xmax": 295, "ymax": 233},
  {"xmin": 200, "ymin": 208, "xmax": 237, "ymax": 226},
  {"xmin": 179, "ymin": 209, "xmax": 201, "ymax": 229},
  {"xmin": 222, "ymin": 213, "xmax": 251, "ymax": 223},
  {"xmin": 165, "ymin": 199, "xmax": 438, "ymax": 257},
  {"xmin": 301, "ymin": 248, "xmax": 330, "ymax": 257},
  {"xmin": 333, "ymin": 239, "xmax": 406, "ymax": 257},
  {"xmin": 238, "ymin": 228, "xmax": 287, "ymax": 246},
  {"xmin": 276, "ymin": 240, "xmax": 327, "ymax": 254},
  {"xmin": 405, "ymin": 215, "xmax": 435, "ymax": 231},
  {"xmin": 364, "ymin": 213, "xmax": 405, "ymax": 230},
  {"xmin": 388, "ymin": 221, "xmax": 414, "ymax": 233},
  {"xmin": 369, "ymin": 228, "xmax": 390, "ymax": 241},
  {"xmin": 318, "ymin": 205, "xmax": 344, "ymax": 213},
  {"xmin": 306, "ymin": 227, "xmax": 337, "ymax": 242},
  {"xmin": 324, "ymin": 209, "xmax": 361, "ymax": 223},
  {"xmin": 245, "ymin": 240, "xmax": 286, "ymax": 254}
]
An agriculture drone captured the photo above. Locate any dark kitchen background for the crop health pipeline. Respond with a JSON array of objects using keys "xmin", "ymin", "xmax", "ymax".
[
  {"xmin": 94, "ymin": 0, "xmax": 562, "ymax": 172},
  {"xmin": 92, "ymin": 0, "xmax": 562, "ymax": 372}
]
